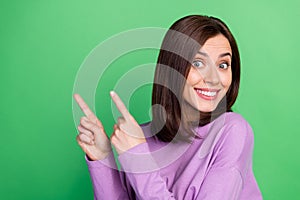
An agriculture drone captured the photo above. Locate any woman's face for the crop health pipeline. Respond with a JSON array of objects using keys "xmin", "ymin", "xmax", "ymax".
[{"xmin": 183, "ymin": 34, "xmax": 232, "ymax": 112}]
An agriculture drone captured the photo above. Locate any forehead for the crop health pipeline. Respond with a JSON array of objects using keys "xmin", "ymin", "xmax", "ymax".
[{"xmin": 200, "ymin": 34, "xmax": 232, "ymax": 53}]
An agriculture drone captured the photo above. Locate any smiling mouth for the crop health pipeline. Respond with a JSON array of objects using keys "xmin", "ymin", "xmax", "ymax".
[{"xmin": 194, "ymin": 88, "xmax": 220, "ymax": 100}]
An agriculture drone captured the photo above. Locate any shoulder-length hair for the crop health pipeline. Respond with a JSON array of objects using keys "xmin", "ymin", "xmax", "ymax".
[{"xmin": 151, "ymin": 15, "xmax": 241, "ymax": 142}]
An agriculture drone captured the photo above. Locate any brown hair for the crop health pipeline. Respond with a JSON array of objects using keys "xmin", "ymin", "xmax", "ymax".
[{"xmin": 151, "ymin": 15, "xmax": 241, "ymax": 142}]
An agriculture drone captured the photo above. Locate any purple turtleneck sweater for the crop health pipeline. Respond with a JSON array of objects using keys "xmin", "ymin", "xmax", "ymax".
[{"xmin": 85, "ymin": 112, "xmax": 263, "ymax": 199}]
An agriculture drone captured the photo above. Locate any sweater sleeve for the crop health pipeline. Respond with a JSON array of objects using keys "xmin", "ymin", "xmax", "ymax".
[
  {"xmin": 117, "ymin": 142, "xmax": 176, "ymax": 200},
  {"xmin": 197, "ymin": 116, "xmax": 255, "ymax": 200},
  {"xmin": 86, "ymin": 152, "xmax": 130, "ymax": 200}
]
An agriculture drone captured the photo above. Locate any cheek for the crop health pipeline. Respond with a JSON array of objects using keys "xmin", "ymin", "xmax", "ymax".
[
  {"xmin": 186, "ymin": 68, "xmax": 202, "ymax": 85},
  {"xmin": 220, "ymin": 70, "xmax": 232, "ymax": 89}
]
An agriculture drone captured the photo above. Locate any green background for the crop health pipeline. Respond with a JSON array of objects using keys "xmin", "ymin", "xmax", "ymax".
[{"xmin": 1, "ymin": 0, "xmax": 299, "ymax": 199}]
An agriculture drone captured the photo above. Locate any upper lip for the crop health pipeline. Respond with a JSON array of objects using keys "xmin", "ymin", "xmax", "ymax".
[{"xmin": 194, "ymin": 88, "xmax": 220, "ymax": 92}]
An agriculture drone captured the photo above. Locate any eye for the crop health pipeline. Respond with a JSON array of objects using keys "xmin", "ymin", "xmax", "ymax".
[
  {"xmin": 219, "ymin": 62, "xmax": 230, "ymax": 69},
  {"xmin": 192, "ymin": 60, "xmax": 204, "ymax": 68}
]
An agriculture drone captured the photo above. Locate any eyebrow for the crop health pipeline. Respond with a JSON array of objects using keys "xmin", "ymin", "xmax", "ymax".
[{"xmin": 197, "ymin": 51, "xmax": 232, "ymax": 58}]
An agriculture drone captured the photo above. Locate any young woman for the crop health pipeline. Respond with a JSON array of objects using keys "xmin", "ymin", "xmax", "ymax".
[{"xmin": 74, "ymin": 15, "xmax": 263, "ymax": 199}]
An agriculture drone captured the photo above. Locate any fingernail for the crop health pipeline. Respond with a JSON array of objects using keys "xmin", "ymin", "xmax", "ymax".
[{"xmin": 110, "ymin": 91, "xmax": 115, "ymax": 96}]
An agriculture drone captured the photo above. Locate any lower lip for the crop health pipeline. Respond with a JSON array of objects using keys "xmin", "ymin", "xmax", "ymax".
[{"xmin": 194, "ymin": 89, "xmax": 218, "ymax": 101}]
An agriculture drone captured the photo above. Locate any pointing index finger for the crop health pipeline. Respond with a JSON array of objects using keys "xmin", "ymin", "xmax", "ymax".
[
  {"xmin": 73, "ymin": 94, "xmax": 97, "ymax": 121},
  {"xmin": 110, "ymin": 91, "xmax": 131, "ymax": 120}
]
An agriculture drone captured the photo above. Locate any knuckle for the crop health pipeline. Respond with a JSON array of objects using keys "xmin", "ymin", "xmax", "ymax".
[
  {"xmin": 117, "ymin": 117, "xmax": 124, "ymax": 125},
  {"xmin": 79, "ymin": 133, "xmax": 88, "ymax": 141},
  {"xmin": 83, "ymin": 116, "xmax": 88, "ymax": 121},
  {"xmin": 114, "ymin": 129, "xmax": 120, "ymax": 137},
  {"xmin": 80, "ymin": 117, "xmax": 86, "ymax": 124},
  {"xmin": 78, "ymin": 133, "xmax": 84, "ymax": 140},
  {"xmin": 114, "ymin": 124, "xmax": 120, "ymax": 130},
  {"xmin": 90, "ymin": 123, "xmax": 99, "ymax": 132},
  {"xmin": 80, "ymin": 121, "xmax": 86, "ymax": 128},
  {"xmin": 115, "ymin": 129, "xmax": 124, "ymax": 138},
  {"xmin": 81, "ymin": 120, "xmax": 94, "ymax": 131},
  {"xmin": 110, "ymin": 131, "xmax": 115, "ymax": 139},
  {"xmin": 84, "ymin": 129, "xmax": 91, "ymax": 136},
  {"xmin": 76, "ymin": 137, "xmax": 84, "ymax": 146},
  {"xmin": 119, "ymin": 123, "xmax": 125, "ymax": 131},
  {"xmin": 110, "ymin": 135, "xmax": 116, "ymax": 144},
  {"xmin": 77, "ymin": 134, "xmax": 85, "ymax": 142},
  {"xmin": 79, "ymin": 130, "xmax": 88, "ymax": 136}
]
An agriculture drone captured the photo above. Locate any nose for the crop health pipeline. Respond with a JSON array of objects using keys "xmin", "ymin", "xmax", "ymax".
[{"xmin": 201, "ymin": 63, "xmax": 220, "ymax": 86}]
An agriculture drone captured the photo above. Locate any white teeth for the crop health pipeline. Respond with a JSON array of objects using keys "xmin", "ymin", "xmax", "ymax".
[{"xmin": 196, "ymin": 89, "xmax": 217, "ymax": 97}]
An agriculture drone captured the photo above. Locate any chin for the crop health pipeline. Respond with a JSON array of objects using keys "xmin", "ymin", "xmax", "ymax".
[
  {"xmin": 184, "ymin": 101, "xmax": 217, "ymax": 113},
  {"xmin": 197, "ymin": 105, "xmax": 217, "ymax": 113}
]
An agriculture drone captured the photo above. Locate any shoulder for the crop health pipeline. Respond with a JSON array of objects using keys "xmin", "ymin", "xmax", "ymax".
[
  {"xmin": 223, "ymin": 112, "xmax": 251, "ymax": 127},
  {"xmin": 211, "ymin": 112, "xmax": 255, "ymax": 165},
  {"xmin": 224, "ymin": 112, "xmax": 253, "ymax": 137},
  {"xmin": 219, "ymin": 112, "xmax": 254, "ymax": 141},
  {"xmin": 207, "ymin": 112, "xmax": 256, "ymax": 176},
  {"xmin": 218, "ymin": 112, "xmax": 254, "ymax": 145}
]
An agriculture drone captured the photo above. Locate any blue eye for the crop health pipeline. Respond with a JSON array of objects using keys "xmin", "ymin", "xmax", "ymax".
[
  {"xmin": 192, "ymin": 60, "xmax": 204, "ymax": 68},
  {"xmin": 219, "ymin": 62, "xmax": 229, "ymax": 69}
]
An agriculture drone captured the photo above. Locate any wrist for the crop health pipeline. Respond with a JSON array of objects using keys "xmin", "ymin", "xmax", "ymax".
[{"xmin": 87, "ymin": 150, "xmax": 112, "ymax": 161}]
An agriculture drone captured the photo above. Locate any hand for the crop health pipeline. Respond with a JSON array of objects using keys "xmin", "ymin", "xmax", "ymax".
[
  {"xmin": 110, "ymin": 91, "xmax": 146, "ymax": 155},
  {"xmin": 74, "ymin": 94, "xmax": 111, "ymax": 161}
]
